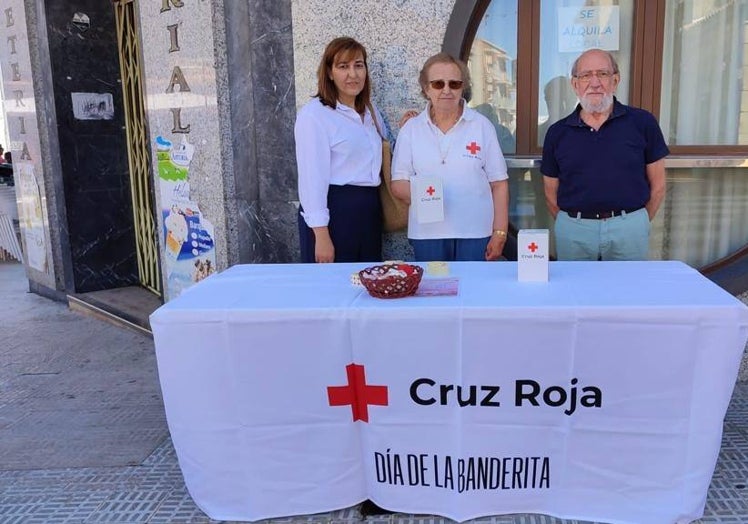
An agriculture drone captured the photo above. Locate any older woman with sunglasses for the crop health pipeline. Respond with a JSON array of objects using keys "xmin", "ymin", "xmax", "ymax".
[
  {"xmin": 295, "ymin": 37, "xmax": 387, "ymax": 263},
  {"xmin": 391, "ymin": 53, "xmax": 509, "ymax": 262}
]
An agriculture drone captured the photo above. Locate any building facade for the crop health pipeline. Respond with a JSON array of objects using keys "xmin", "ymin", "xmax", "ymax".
[{"xmin": 1, "ymin": 0, "xmax": 747, "ymax": 308}]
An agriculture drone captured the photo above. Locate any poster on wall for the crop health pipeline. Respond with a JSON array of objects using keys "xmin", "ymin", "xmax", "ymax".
[
  {"xmin": 71, "ymin": 92, "xmax": 115, "ymax": 120},
  {"xmin": 15, "ymin": 162, "xmax": 47, "ymax": 272},
  {"xmin": 156, "ymin": 135, "xmax": 216, "ymax": 297},
  {"xmin": 558, "ymin": 6, "xmax": 620, "ymax": 53}
]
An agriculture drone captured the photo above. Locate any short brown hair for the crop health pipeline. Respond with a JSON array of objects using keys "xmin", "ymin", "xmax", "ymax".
[
  {"xmin": 315, "ymin": 37, "xmax": 372, "ymax": 115},
  {"xmin": 418, "ymin": 52, "xmax": 472, "ymax": 102}
]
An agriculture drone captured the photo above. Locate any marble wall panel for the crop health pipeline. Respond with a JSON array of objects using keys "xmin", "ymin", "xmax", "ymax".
[
  {"xmin": 44, "ymin": 0, "xmax": 138, "ymax": 292},
  {"xmin": 223, "ymin": 0, "xmax": 297, "ymax": 264}
]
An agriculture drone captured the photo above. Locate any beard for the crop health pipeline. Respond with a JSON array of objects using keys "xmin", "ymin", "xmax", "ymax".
[{"xmin": 579, "ymin": 92, "xmax": 614, "ymax": 114}]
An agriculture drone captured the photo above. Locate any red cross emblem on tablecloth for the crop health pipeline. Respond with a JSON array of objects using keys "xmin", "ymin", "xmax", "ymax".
[
  {"xmin": 327, "ymin": 363, "xmax": 388, "ymax": 422},
  {"xmin": 528, "ymin": 242, "xmax": 539, "ymax": 253},
  {"xmin": 426, "ymin": 186, "xmax": 435, "ymax": 196},
  {"xmin": 466, "ymin": 141, "xmax": 481, "ymax": 155}
]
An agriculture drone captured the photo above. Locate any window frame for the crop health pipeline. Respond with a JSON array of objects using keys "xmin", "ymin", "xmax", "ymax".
[{"xmin": 444, "ymin": 0, "xmax": 748, "ymax": 156}]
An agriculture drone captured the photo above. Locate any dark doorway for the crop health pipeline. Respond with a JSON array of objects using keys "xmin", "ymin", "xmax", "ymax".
[{"xmin": 45, "ymin": 1, "xmax": 138, "ymax": 292}]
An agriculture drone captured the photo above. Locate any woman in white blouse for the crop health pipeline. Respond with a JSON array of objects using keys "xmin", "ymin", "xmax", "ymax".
[{"xmin": 295, "ymin": 37, "xmax": 386, "ymax": 263}]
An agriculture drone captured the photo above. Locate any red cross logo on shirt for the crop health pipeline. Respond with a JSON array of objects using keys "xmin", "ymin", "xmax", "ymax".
[
  {"xmin": 528, "ymin": 242, "xmax": 539, "ymax": 253},
  {"xmin": 466, "ymin": 141, "xmax": 481, "ymax": 155},
  {"xmin": 327, "ymin": 363, "xmax": 388, "ymax": 422},
  {"xmin": 426, "ymin": 186, "xmax": 436, "ymax": 196}
]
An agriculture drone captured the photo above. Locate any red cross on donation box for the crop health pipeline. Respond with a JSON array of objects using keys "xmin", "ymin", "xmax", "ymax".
[
  {"xmin": 466, "ymin": 141, "xmax": 481, "ymax": 155},
  {"xmin": 327, "ymin": 363, "xmax": 388, "ymax": 422},
  {"xmin": 518, "ymin": 229, "xmax": 549, "ymax": 282}
]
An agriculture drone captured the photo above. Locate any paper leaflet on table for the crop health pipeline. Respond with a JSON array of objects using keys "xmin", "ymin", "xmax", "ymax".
[
  {"xmin": 426, "ymin": 261, "xmax": 449, "ymax": 276},
  {"xmin": 415, "ymin": 277, "xmax": 459, "ymax": 296}
]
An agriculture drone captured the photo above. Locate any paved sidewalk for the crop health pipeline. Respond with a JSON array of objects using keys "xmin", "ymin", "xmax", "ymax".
[{"xmin": 1, "ymin": 259, "xmax": 747, "ymax": 523}]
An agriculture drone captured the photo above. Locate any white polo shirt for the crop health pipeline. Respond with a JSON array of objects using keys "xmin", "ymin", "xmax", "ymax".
[
  {"xmin": 392, "ymin": 103, "xmax": 508, "ymax": 239},
  {"xmin": 295, "ymin": 97, "xmax": 383, "ymax": 228}
]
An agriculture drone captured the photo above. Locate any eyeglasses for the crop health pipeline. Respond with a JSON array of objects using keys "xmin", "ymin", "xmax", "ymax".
[
  {"xmin": 574, "ymin": 70, "xmax": 616, "ymax": 83},
  {"xmin": 428, "ymin": 79, "xmax": 464, "ymax": 90}
]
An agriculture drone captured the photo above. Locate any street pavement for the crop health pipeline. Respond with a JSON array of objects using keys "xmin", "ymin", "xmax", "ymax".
[{"xmin": 1, "ymin": 259, "xmax": 747, "ymax": 523}]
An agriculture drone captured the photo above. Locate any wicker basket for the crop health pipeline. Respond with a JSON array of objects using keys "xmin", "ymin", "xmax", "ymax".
[{"xmin": 359, "ymin": 264, "xmax": 424, "ymax": 299}]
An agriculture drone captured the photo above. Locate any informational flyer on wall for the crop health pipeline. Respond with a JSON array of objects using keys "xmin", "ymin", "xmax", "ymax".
[
  {"xmin": 71, "ymin": 92, "xmax": 115, "ymax": 120},
  {"xmin": 15, "ymin": 162, "xmax": 47, "ymax": 272},
  {"xmin": 156, "ymin": 135, "xmax": 216, "ymax": 297}
]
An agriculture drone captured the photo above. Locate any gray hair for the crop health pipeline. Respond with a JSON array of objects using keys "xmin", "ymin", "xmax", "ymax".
[
  {"xmin": 571, "ymin": 49, "xmax": 620, "ymax": 77},
  {"xmin": 418, "ymin": 52, "xmax": 472, "ymax": 102}
]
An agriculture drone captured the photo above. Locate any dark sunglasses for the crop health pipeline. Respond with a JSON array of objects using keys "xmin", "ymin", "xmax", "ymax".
[{"xmin": 429, "ymin": 79, "xmax": 464, "ymax": 90}]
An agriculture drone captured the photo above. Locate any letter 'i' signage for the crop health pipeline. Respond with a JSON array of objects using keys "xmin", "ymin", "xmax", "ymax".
[
  {"xmin": 1, "ymin": 5, "xmax": 49, "ymax": 272},
  {"xmin": 4, "ymin": 7, "xmax": 33, "ymax": 162},
  {"xmin": 161, "ymin": 0, "xmax": 191, "ymax": 134}
]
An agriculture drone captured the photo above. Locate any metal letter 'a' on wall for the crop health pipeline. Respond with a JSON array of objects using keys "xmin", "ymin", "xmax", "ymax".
[{"xmin": 113, "ymin": 0, "xmax": 162, "ymax": 296}]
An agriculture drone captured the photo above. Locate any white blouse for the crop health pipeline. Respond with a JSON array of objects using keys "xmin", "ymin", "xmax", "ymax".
[{"xmin": 295, "ymin": 98, "xmax": 383, "ymax": 228}]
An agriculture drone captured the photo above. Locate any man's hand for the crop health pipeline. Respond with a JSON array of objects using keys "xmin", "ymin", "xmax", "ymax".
[
  {"xmin": 543, "ymin": 175, "xmax": 560, "ymax": 219},
  {"xmin": 645, "ymin": 158, "xmax": 666, "ymax": 221}
]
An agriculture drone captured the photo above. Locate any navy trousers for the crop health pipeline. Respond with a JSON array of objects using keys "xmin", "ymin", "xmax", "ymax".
[{"xmin": 298, "ymin": 184, "xmax": 382, "ymax": 263}]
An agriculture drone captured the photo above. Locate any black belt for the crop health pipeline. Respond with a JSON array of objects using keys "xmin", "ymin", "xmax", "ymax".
[{"xmin": 563, "ymin": 207, "xmax": 642, "ymax": 220}]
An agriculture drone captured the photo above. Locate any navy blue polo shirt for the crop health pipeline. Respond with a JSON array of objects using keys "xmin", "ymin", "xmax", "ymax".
[{"xmin": 541, "ymin": 98, "xmax": 669, "ymax": 212}]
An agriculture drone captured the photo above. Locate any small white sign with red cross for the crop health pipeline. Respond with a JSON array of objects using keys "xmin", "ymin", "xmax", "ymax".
[
  {"xmin": 413, "ymin": 175, "xmax": 444, "ymax": 224},
  {"xmin": 518, "ymin": 229, "xmax": 549, "ymax": 282}
]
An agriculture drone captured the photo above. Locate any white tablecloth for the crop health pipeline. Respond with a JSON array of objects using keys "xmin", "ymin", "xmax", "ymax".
[{"xmin": 150, "ymin": 261, "xmax": 748, "ymax": 524}]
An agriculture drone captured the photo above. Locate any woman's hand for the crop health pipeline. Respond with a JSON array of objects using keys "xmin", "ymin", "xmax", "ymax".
[
  {"xmin": 312, "ymin": 227, "xmax": 335, "ymax": 263},
  {"xmin": 485, "ymin": 234, "xmax": 506, "ymax": 261},
  {"xmin": 486, "ymin": 180, "xmax": 509, "ymax": 261}
]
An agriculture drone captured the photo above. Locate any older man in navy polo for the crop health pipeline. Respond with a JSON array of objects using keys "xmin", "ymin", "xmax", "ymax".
[{"xmin": 541, "ymin": 49, "xmax": 669, "ymax": 261}]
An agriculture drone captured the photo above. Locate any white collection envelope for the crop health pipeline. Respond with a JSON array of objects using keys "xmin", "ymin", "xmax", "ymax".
[
  {"xmin": 412, "ymin": 176, "xmax": 444, "ymax": 224},
  {"xmin": 517, "ymin": 229, "xmax": 549, "ymax": 282}
]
